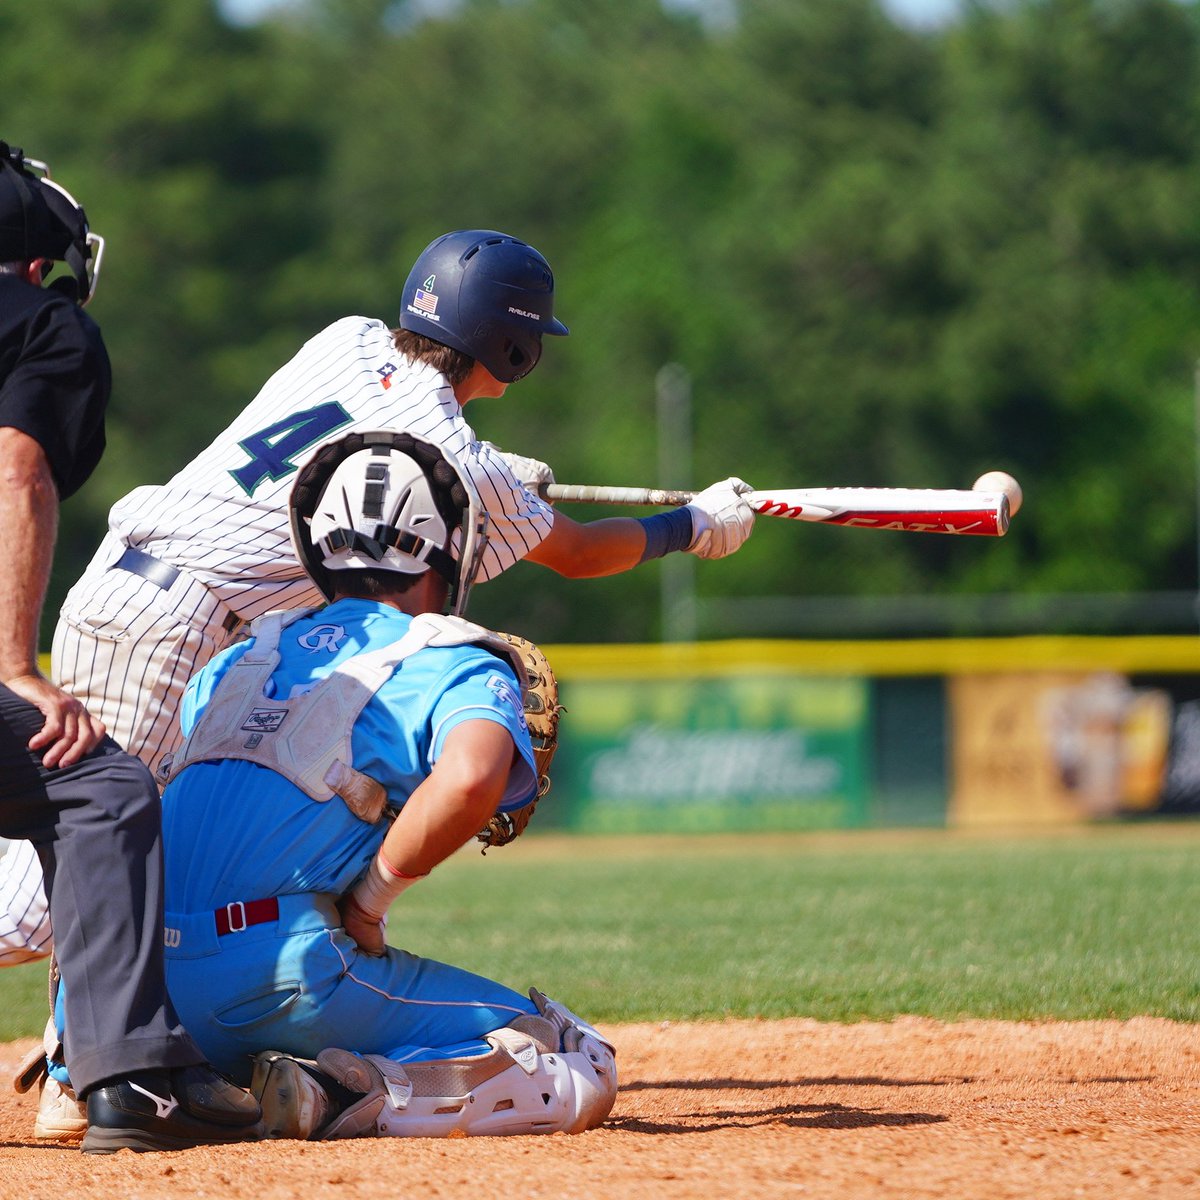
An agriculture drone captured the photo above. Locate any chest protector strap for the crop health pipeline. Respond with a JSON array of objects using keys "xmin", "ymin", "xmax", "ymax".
[{"xmin": 166, "ymin": 609, "xmax": 528, "ymax": 824}]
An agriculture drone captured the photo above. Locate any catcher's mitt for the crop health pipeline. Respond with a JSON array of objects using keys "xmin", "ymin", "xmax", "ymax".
[{"xmin": 476, "ymin": 633, "xmax": 563, "ymax": 849}]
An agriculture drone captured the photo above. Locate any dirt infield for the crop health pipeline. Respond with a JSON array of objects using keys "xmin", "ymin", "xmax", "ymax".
[{"xmin": 0, "ymin": 1017, "xmax": 1196, "ymax": 1199}]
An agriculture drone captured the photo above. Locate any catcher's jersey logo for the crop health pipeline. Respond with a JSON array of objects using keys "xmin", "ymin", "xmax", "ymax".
[
  {"xmin": 241, "ymin": 707, "xmax": 288, "ymax": 733},
  {"xmin": 298, "ymin": 624, "xmax": 346, "ymax": 653},
  {"xmin": 487, "ymin": 674, "xmax": 527, "ymax": 732}
]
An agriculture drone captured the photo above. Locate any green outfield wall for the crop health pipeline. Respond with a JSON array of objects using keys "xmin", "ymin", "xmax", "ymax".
[{"xmin": 540, "ymin": 637, "xmax": 1200, "ymax": 832}]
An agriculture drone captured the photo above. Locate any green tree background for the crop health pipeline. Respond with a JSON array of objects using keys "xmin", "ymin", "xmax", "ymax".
[{"xmin": 4, "ymin": 0, "xmax": 1199, "ymax": 643}]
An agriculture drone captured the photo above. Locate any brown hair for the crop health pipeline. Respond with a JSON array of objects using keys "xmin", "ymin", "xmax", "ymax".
[
  {"xmin": 391, "ymin": 329, "xmax": 475, "ymax": 387},
  {"xmin": 328, "ymin": 567, "xmax": 425, "ymax": 600}
]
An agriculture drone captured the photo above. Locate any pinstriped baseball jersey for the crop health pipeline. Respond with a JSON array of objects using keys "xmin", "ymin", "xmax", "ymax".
[{"xmin": 104, "ymin": 316, "xmax": 554, "ymax": 623}]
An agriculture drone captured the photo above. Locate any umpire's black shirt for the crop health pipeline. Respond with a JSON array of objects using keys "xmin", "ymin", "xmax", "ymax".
[{"xmin": 0, "ymin": 274, "xmax": 109, "ymax": 498}]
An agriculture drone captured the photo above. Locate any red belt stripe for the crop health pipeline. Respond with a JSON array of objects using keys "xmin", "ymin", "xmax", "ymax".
[{"xmin": 214, "ymin": 898, "xmax": 280, "ymax": 936}]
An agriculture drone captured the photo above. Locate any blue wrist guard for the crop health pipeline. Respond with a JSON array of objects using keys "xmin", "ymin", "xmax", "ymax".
[{"xmin": 637, "ymin": 508, "xmax": 694, "ymax": 562}]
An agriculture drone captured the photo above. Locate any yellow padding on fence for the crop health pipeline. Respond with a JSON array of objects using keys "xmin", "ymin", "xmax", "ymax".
[
  {"xmin": 542, "ymin": 636, "xmax": 1200, "ymax": 679},
  {"xmin": 41, "ymin": 635, "xmax": 1200, "ymax": 685}
]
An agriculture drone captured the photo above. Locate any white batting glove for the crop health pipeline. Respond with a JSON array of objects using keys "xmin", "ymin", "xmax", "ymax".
[
  {"xmin": 684, "ymin": 477, "xmax": 756, "ymax": 559},
  {"xmin": 482, "ymin": 442, "xmax": 555, "ymax": 491}
]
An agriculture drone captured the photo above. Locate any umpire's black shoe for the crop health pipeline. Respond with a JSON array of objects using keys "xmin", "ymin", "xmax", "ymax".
[{"xmin": 81, "ymin": 1063, "xmax": 264, "ymax": 1154}]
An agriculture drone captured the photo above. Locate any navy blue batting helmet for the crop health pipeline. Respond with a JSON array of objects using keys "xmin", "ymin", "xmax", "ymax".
[{"xmin": 398, "ymin": 230, "xmax": 569, "ymax": 383}]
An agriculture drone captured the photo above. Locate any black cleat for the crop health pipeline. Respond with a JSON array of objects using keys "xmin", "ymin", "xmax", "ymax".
[{"xmin": 81, "ymin": 1063, "xmax": 263, "ymax": 1154}]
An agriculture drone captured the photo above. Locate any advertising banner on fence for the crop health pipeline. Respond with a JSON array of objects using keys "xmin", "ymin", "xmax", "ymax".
[
  {"xmin": 949, "ymin": 672, "xmax": 1172, "ymax": 825},
  {"xmin": 550, "ymin": 674, "xmax": 870, "ymax": 834}
]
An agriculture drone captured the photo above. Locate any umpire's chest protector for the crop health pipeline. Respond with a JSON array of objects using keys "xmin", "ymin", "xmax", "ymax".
[{"xmin": 165, "ymin": 610, "xmax": 527, "ymax": 824}]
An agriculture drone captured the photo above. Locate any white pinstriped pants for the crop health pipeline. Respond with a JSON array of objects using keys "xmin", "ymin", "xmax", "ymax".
[
  {"xmin": 0, "ymin": 535, "xmax": 244, "ymax": 962},
  {"xmin": 0, "ymin": 838, "xmax": 52, "ymax": 966}
]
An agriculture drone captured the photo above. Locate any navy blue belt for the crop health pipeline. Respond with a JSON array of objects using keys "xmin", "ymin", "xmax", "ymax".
[
  {"xmin": 114, "ymin": 546, "xmax": 179, "ymax": 590},
  {"xmin": 113, "ymin": 546, "xmax": 241, "ymax": 634}
]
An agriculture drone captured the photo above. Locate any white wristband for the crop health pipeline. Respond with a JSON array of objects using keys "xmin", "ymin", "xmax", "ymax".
[{"xmin": 347, "ymin": 851, "xmax": 426, "ymax": 922}]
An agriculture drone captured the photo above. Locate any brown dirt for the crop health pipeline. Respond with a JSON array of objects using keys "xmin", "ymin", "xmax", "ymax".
[{"xmin": 0, "ymin": 1017, "xmax": 1196, "ymax": 1200}]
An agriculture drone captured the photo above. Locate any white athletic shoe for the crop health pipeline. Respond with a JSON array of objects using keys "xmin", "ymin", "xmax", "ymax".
[
  {"xmin": 249, "ymin": 1051, "xmax": 330, "ymax": 1140},
  {"xmin": 34, "ymin": 1076, "xmax": 87, "ymax": 1142}
]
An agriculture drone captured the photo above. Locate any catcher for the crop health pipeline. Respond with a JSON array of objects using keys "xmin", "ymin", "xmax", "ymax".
[{"xmin": 146, "ymin": 428, "xmax": 614, "ymax": 1140}]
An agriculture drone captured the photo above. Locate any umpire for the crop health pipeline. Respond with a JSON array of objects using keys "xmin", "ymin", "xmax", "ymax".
[{"xmin": 0, "ymin": 141, "xmax": 261, "ymax": 1153}]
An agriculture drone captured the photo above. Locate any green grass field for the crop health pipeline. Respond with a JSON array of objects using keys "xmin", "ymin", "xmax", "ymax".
[{"xmin": 0, "ymin": 822, "xmax": 1196, "ymax": 1041}]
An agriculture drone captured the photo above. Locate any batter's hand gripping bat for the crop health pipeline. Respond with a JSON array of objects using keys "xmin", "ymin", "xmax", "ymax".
[{"xmin": 538, "ymin": 482, "xmax": 1016, "ymax": 536}]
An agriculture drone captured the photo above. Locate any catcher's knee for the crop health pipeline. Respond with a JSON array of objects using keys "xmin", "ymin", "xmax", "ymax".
[{"xmin": 315, "ymin": 992, "xmax": 617, "ymax": 1139}]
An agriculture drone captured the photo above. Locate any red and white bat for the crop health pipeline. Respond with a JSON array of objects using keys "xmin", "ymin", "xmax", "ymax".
[{"xmin": 539, "ymin": 482, "xmax": 1014, "ymax": 536}]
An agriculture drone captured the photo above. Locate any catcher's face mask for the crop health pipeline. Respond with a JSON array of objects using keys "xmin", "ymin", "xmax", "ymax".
[
  {"xmin": 0, "ymin": 143, "xmax": 105, "ymax": 306},
  {"xmin": 290, "ymin": 430, "xmax": 489, "ymax": 617}
]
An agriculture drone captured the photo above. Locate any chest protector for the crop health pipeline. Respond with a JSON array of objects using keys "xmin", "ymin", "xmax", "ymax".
[{"xmin": 165, "ymin": 609, "xmax": 528, "ymax": 824}]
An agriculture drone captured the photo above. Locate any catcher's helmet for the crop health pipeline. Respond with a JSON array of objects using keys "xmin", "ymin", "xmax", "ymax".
[
  {"xmin": 0, "ymin": 141, "xmax": 104, "ymax": 306},
  {"xmin": 290, "ymin": 430, "xmax": 489, "ymax": 617},
  {"xmin": 398, "ymin": 229, "xmax": 568, "ymax": 383}
]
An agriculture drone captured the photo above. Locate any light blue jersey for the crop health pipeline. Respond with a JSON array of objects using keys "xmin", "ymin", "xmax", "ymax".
[
  {"xmin": 163, "ymin": 598, "xmax": 536, "ymax": 910},
  {"xmin": 158, "ymin": 598, "xmax": 542, "ymax": 1082}
]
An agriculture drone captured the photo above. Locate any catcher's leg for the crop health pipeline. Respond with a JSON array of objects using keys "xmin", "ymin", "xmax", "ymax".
[
  {"xmin": 0, "ymin": 837, "xmax": 73, "ymax": 1141},
  {"xmin": 0, "ymin": 839, "xmax": 76, "ymax": 1137},
  {"xmin": 250, "ymin": 991, "xmax": 617, "ymax": 1140},
  {"xmin": 13, "ymin": 1002, "xmax": 87, "ymax": 1143},
  {"xmin": 40, "ymin": 957, "xmax": 86, "ymax": 1140}
]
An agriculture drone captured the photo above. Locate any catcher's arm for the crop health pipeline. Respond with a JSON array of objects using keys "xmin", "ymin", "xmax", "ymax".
[{"xmin": 339, "ymin": 720, "xmax": 517, "ymax": 955}]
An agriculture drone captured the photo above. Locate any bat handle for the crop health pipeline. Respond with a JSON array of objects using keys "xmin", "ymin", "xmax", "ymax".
[{"xmin": 539, "ymin": 483, "xmax": 698, "ymax": 506}]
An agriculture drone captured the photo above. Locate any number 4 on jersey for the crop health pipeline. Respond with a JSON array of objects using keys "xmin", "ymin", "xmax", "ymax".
[{"xmin": 229, "ymin": 402, "xmax": 352, "ymax": 496}]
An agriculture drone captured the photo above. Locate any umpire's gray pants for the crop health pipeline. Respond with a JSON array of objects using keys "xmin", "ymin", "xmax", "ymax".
[{"xmin": 0, "ymin": 685, "xmax": 205, "ymax": 1094}]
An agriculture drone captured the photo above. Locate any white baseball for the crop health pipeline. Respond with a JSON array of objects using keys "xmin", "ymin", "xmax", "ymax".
[{"xmin": 973, "ymin": 470, "xmax": 1022, "ymax": 517}]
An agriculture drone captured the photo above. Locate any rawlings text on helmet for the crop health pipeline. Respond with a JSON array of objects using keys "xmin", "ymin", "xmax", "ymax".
[{"xmin": 398, "ymin": 229, "xmax": 569, "ymax": 383}]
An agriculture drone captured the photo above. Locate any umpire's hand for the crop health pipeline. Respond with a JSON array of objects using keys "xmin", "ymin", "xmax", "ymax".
[{"xmin": 5, "ymin": 673, "xmax": 106, "ymax": 768}]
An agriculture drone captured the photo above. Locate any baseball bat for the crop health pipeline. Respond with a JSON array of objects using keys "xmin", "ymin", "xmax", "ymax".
[{"xmin": 538, "ymin": 483, "xmax": 1011, "ymax": 536}]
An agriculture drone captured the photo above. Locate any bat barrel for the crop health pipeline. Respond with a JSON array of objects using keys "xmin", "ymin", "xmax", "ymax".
[{"xmin": 540, "ymin": 483, "xmax": 1011, "ymax": 537}]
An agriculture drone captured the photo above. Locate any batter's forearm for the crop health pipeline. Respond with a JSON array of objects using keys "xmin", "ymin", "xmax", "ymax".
[
  {"xmin": 0, "ymin": 430, "xmax": 59, "ymax": 681},
  {"xmin": 525, "ymin": 512, "xmax": 647, "ymax": 577}
]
